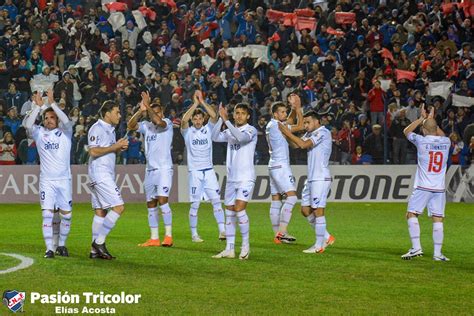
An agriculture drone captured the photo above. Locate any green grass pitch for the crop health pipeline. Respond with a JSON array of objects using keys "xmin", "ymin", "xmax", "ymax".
[{"xmin": 1, "ymin": 202, "xmax": 473, "ymax": 314}]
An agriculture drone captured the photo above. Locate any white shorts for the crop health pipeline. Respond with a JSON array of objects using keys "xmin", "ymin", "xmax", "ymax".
[
  {"xmin": 269, "ymin": 164, "xmax": 296, "ymax": 195},
  {"xmin": 39, "ymin": 179, "xmax": 72, "ymax": 211},
  {"xmin": 224, "ymin": 180, "xmax": 255, "ymax": 206},
  {"xmin": 145, "ymin": 168, "xmax": 173, "ymax": 202},
  {"xmin": 407, "ymin": 189, "xmax": 446, "ymax": 217},
  {"xmin": 301, "ymin": 180, "xmax": 331, "ymax": 209},
  {"xmin": 188, "ymin": 168, "xmax": 220, "ymax": 202},
  {"xmin": 89, "ymin": 177, "xmax": 124, "ymax": 210}
]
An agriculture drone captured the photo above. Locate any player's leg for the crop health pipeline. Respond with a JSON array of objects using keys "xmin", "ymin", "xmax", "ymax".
[
  {"xmin": 52, "ymin": 209, "xmax": 60, "ymax": 252},
  {"xmin": 204, "ymin": 170, "xmax": 225, "ymax": 240},
  {"xmin": 402, "ymin": 189, "xmax": 429, "ymax": 260},
  {"xmin": 429, "ymin": 192, "xmax": 449, "ymax": 261},
  {"xmin": 139, "ymin": 170, "xmax": 161, "ymax": 246},
  {"xmin": 89, "ymin": 183, "xmax": 105, "ymax": 259},
  {"xmin": 39, "ymin": 180, "xmax": 56, "ymax": 258},
  {"xmin": 269, "ymin": 170, "xmax": 282, "ymax": 235},
  {"xmin": 233, "ymin": 181, "xmax": 255, "ymax": 260},
  {"xmin": 304, "ymin": 181, "xmax": 331, "ymax": 254},
  {"xmin": 55, "ymin": 179, "xmax": 73, "ymax": 257},
  {"xmin": 188, "ymin": 171, "xmax": 203, "ymax": 242},
  {"xmin": 275, "ymin": 166, "xmax": 297, "ymax": 242},
  {"xmin": 157, "ymin": 169, "xmax": 173, "ymax": 247},
  {"xmin": 213, "ymin": 182, "xmax": 238, "ymax": 259},
  {"xmin": 91, "ymin": 180, "xmax": 125, "ymax": 259}
]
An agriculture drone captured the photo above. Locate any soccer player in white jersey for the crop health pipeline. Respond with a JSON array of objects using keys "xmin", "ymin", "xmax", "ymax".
[
  {"xmin": 211, "ymin": 103, "xmax": 257, "ymax": 260},
  {"xmin": 279, "ymin": 111, "xmax": 335, "ymax": 254},
  {"xmin": 23, "ymin": 90, "xmax": 73, "ymax": 258},
  {"xmin": 88, "ymin": 101, "xmax": 129, "ymax": 260},
  {"xmin": 127, "ymin": 92, "xmax": 175, "ymax": 247},
  {"xmin": 266, "ymin": 94, "xmax": 304, "ymax": 244},
  {"xmin": 181, "ymin": 91, "xmax": 226, "ymax": 242},
  {"xmin": 402, "ymin": 106, "xmax": 451, "ymax": 261}
]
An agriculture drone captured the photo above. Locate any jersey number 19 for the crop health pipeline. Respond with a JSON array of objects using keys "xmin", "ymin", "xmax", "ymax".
[{"xmin": 428, "ymin": 151, "xmax": 443, "ymax": 173}]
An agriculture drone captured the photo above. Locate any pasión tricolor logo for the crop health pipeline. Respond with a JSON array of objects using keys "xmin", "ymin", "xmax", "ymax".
[{"xmin": 2, "ymin": 290, "xmax": 26, "ymax": 313}]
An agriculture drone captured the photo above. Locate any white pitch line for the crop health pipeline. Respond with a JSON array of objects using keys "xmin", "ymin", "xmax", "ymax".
[{"xmin": 0, "ymin": 253, "xmax": 34, "ymax": 274}]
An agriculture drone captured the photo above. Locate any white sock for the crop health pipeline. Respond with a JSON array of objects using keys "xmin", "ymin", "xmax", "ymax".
[
  {"xmin": 433, "ymin": 222, "xmax": 444, "ymax": 257},
  {"xmin": 225, "ymin": 210, "xmax": 236, "ymax": 251},
  {"xmin": 95, "ymin": 211, "xmax": 120, "ymax": 245},
  {"xmin": 279, "ymin": 196, "xmax": 297, "ymax": 233},
  {"xmin": 270, "ymin": 200, "xmax": 282, "ymax": 234},
  {"xmin": 52, "ymin": 211, "xmax": 60, "ymax": 250},
  {"xmin": 147, "ymin": 207, "xmax": 159, "ymax": 240},
  {"xmin": 315, "ymin": 216, "xmax": 326, "ymax": 249},
  {"xmin": 237, "ymin": 210, "xmax": 250, "ymax": 248},
  {"xmin": 91, "ymin": 215, "xmax": 104, "ymax": 253},
  {"xmin": 407, "ymin": 217, "xmax": 421, "ymax": 250},
  {"xmin": 42, "ymin": 210, "xmax": 54, "ymax": 252},
  {"xmin": 58, "ymin": 212, "xmax": 72, "ymax": 247},
  {"xmin": 161, "ymin": 203, "xmax": 172, "ymax": 236},
  {"xmin": 306, "ymin": 213, "xmax": 316, "ymax": 228},
  {"xmin": 324, "ymin": 230, "xmax": 331, "ymax": 240},
  {"xmin": 189, "ymin": 202, "xmax": 199, "ymax": 237},
  {"xmin": 211, "ymin": 199, "xmax": 225, "ymax": 233}
]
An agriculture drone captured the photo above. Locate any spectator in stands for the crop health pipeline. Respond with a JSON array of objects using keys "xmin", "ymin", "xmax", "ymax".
[
  {"xmin": 448, "ymin": 132, "xmax": 464, "ymax": 166},
  {"xmin": 390, "ymin": 109, "xmax": 410, "ymax": 164},
  {"xmin": 0, "ymin": 131, "xmax": 17, "ymax": 165},
  {"xmin": 364, "ymin": 124, "xmax": 384, "ymax": 164}
]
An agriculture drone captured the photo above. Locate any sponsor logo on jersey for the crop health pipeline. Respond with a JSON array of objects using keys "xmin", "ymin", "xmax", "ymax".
[
  {"xmin": 192, "ymin": 138, "xmax": 208, "ymax": 146},
  {"xmin": 44, "ymin": 142, "xmax": 60, "ymax": 150}
]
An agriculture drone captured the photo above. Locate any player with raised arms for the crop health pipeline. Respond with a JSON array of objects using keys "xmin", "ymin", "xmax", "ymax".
[
  {"xmin": 180, "ymin": 91, "xmax": 226, "ymax": 242},
  {"xmin": 211, "ymin": 103, "xmax": 257, "ymax": 260},
  {"xmin": 279, "ymin": 111, "xmax": 335, "ymax": 254},
  {"xmin": 127, "ymin": 92, "xmax": 175, "ymax": 247},
  {"xmin": 266, "ymin": 94, "xmax": 304, "ymax": 244},
  {"xmin": 88, "ymin": 100, "xmax": 129, "ymax": 260},
  {"xmin": 401, "ymin": 106, "xmax": 451, "ymax": 261},
  {"xmin": 23, "ymin": 89, "xmax": 73, "ymax": 258}
]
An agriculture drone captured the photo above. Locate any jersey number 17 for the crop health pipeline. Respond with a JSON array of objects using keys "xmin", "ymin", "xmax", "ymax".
[{"xmin": 428, "ymin": 151, "xmax": 443, "ymax": 173}]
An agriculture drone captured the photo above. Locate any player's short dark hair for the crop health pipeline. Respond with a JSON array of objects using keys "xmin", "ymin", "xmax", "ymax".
[
  {"xmin": 99, "ymin": 100, "xmax": 118, "ymax": 118},
  {"xmin": 192, "ymin": 108, "xmax": 205, "ymax": 117},
  {"xmin": 151, "ymin": 102, "xmax": 165, "ymax": 110},
  {"xmin": 303, "ymin": 110, "xmax": 321, "ymax": 121},
  {"xmin": 271, "ymin": 102, "xmax": 287, "ymax": 114},
  {"xmin": 234, "ymin": 102, "xmax": 250, "ymax": 114},
  {"xmin": 42, "ymin": 108, "xmax": 57, "ymax": 121}
]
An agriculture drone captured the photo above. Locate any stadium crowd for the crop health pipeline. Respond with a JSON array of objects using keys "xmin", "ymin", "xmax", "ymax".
[{"xmin": 0, "ymin": 0, "xmax": 473, "ymax": 166}]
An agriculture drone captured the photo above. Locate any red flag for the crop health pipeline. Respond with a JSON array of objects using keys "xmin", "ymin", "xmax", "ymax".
[
  {"xmin": 335, "ymin": 12, "xmax": 356, "ymax": 24},
  {"xmin": 381, "ymin": 48, "xmax": 394, "ymax": 63},
  {"xmin": 283, "ymin": 13, "xmax": 297, "ymax": 26},
  {"xmin": 105, "ymin": 2, "xmax": 128, "ymax": 12},
  {"xmin": 268, "ymin": 32, "xmax": 281, "ymax": 43},
  {"xmin": 38, "ymin": 0, "xmax": 47, "ymax": 11},
  {"xmin": 327, "ymin": 27, "xmax": 345, "ymax": 36},
  {"xmin": 266, "ymin": 9, "xmax": 286, "ymax": 23},
  {"xmin": 161, "ymin": 0, "xmax": 177, "ymax": 12},
  {"xmin": 296, "ymin": 17, "xmax": 317, "ymax": 31},
  {"xmin": 395, "ymin": 69, "xmax": 416, "ymax": 81},
  {"xmin": 295, "ymin": 8, "xmax": 315, "ymax": 17},
  {"xmin": 139, "ymin": 6, "xmax": 157, "ymax": 21},
  {"xmin": 459, "ymin": 0, "xmax": 474, "ymax": 16},
  {"xmin": 441, "ymin": 2, "xmax": 457, "ymax": 15}
]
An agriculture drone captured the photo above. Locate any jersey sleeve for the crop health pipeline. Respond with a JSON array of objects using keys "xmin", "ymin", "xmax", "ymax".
[
  {"xmin": 181, "ymin": 127, "xmax": 189, "ymax": 138},
  {"xmin": 309, "ymin": 131, "xmax": 325, "ymax": 148},
  {"xmin": 88, "ymin": 125, "xmax": 104, "ymax": 148},
  {"xmin": 30, "ymin": 125, "xmax": 41, "ymax": 140},
  {"xmin": 162, "ymin": 118, "xmax": 173, "ymax": 131},
  {"xmin": 137, "ymin": 121, "xmax": 147, "ymax": 134},
  {"xmin": 407, "ymin": 132, "xmax": 420, "ymax": 145}
]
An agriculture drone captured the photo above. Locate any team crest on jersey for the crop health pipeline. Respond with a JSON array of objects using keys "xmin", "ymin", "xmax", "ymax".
[
  {"xmin": 55, "ymin": 130, "xmax": 62, "ymax": 137},
  {"xmin": 201, "ymin": 129, "xmax": 207, "ymax": 134},
  {"xmin": 313, "ymin": 197, "xmax": 320, "ymax": 205},
  {"xmin": 2, "ymin": 290, "xmax": 26, "ymax": 313},
  {"xmin": 163, "ymin": 187, "xmax": 169, "ymax": 193},
  {"xmin": 242, "ymin": 190, "xmax": 249, "ymax": 197},
  {"xmin": 90, "ymin": 135, "xmax": 96, "ymax": 142}
]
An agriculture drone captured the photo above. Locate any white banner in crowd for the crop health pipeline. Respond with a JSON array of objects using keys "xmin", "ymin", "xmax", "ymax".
[
  {"xmin": 0, "ymin": 165, "xmax": 471, "ymax": 204},
  {"xmin": 428, "ymin": 81, "xmax": 453, "ymax": 99},
  {"xmin": 452, "ymin": 94, "xmax": 474, "ymax": 107}
]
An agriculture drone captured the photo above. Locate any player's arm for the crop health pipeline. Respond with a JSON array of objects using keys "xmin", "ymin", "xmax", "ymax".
[
  {"xmin": 23, "ymin": 93, "xmax": 42, "ymax": 131},
  {"xmin": 288, "ymin": 94, "xmax": 304, "ymax": 133},
  {"xmin": 278, "ymin": 122, "xmax": 314, "ymax": 149},
  {"xmin": 219, "ymin": 105, "xmax": 253, "ymax": 144},
  {"xmin": 211, "ymin": 117, "xmax": 228, "ymax": 142},
  {"xmin": 403, "ymin": 105, "xmax": 427, "ymax": 137},
  {"xmin": 89, "ymin": 141, "xmax": 128, "ymax": 157},
  {"xmin": 427, "ymin": 107, "xmax": 446, "ymax": 137},
  {"xmin": 127, "ymin": 101, "xmax": 146, "ymax": 131},
  {"xmin": 47, "ymin": 89, "xmax": 72, "ymax": 130},
  {"xmin": 198, "ymin": 91, "xmax": 218, "ymax": 124},
  {"xmin": 142, "ymin": 91, "xmax": 167, "ymax": 128},
  {"xmin": 181, "ymin": 93, "xmax": 200, "ymax": 130},
  {"xmin": 286, "ymin": 105, "xmax": 297, "ymax": 125}
]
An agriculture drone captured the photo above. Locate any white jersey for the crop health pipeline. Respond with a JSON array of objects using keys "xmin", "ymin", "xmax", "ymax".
[
  {"xmin": 88, "ymin": 119, "xmax": 117, "ymax": 182},
  {"xmin": 30, "ymin": 123, "xmax": 73, "ymax": 181},
  {"xmin": 182, "ymin": 121, "xmax": 215, "ymax": 171},
  {"xmin": 407, "ymin": 132, "xmax": 450, "ymax": 192},
  {"xmin": 303, "ymin": 126, "xmax": 332, "ymax": 181},
  {"xmin": 212, "ymin": 119, "xmax": 257, "ymax": 182},
  {"xmin": 266, "ymin": 118, "xmax": 290, "ymax": 167},
  {"xmin": 138, "ymin": 119, "xmax": 173, "ymax": 171}
]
